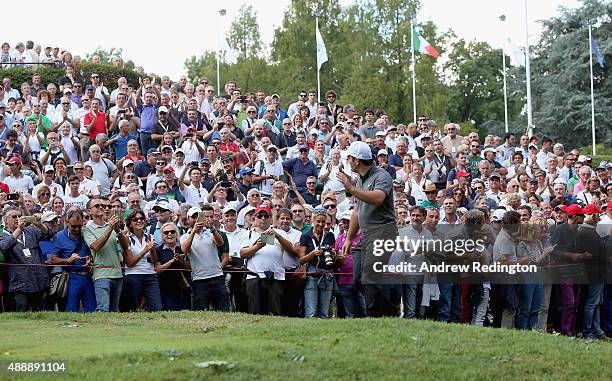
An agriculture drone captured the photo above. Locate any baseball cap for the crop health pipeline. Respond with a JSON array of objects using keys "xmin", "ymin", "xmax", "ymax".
[
  {"xmin": 122, "ymin": 159, "xmax": 134, "ymax": 167},
  {"xmin": 62, "ymin": 88, "xmax": 72, "ymax": 94},
  {"xmin": 553, "ymin": 178, "xmax": 566, "ymax": 185},
  {"xmin": 375, "ymin": 131, "xmax": 386, "ymax": 137},
  {"xmin": 187, "ymin": 207, "xmax": 202, "ymax": 217},
  {"xmin": 7, "ymin": 157, "xmax": 21, "ymax": 165},
  {"xmin": 377, "ymin": 149, "xmax": 388, "ymax": 156},
  {"xmin": 160, "ymin": 145, "xmax": 174, "ymax": 153},
  {"xmin": 489, "ymin": 173, "xmax": 501, "ymax": 179},
  {"xmin": 43, "ymin": 165, "xmax": 55, "ymax": 173},
  {"xmin": 85, "ymin": 85, "xmax": 94, "ymax": 91},
  {"xmin": 158, "ymin": 106, "xmax": 169, "ymax": 114},
  {"xmin": 338, "ymin": 210, "xmax": 352, "ymax": 221},
  {"xmin": 255, "ymin": 205, "xmax": 272, "ymax": 215},
  {"xmin": 223, "ymin": 205, "xmax": 238, "ymax": 214},
  {"xmin": 483, "ymin": 147, "xmax": 497, "ymax": 154},
  {"xmin": 163, "ymin": 165, "xmax": 175, "ymax": 173},
  {"xmin": 560, "ymin": 204, "xmax": 584, "ymax": 216},
  {"xmin": 265, "ymin": 105, "xmax": 276, "ymax": 111},
  {"xmin": 528, "ymin": 177, "xmax": 538, "ymax": 184},
  {"xmin": 147, "ymin": 148, "xmax": 159, "ymax": 156},
  {"xmin": 393, "ymin": 179, "xmax": 405, "ymax": 188},
  {"xmin": 271, "ymin": 94, "xmax": 280, "ymax": 99},
  {"xmin": 456, "ymin": 170, "xmax": 471, "ymax": 178},
  {"xmin": 41, "ymin": 211, "xmax": 60, "ymax": 223},
  {"xmin": 267, "ymin": 144, "xmax": 278, "ymax": 152},
  {"xmin": 491, "ymin": 209, "xmax": 506, "ymax": 222},
  {"xmin": 347, "ymin": 141, "xmax": 372, "ymax": 160},
  {"xmin": 246, "ymin": 105, "xmax": 257, "ymax": 113},
  {"xmin": 154, "ymin": 201, "xmax": 171, "ymax": 212},
  {"xmin": 577, "ymin": 155, "xmax": 589, "ymax": 162},
  {"xmin": 309, "ymin": 128, "xmax": 319, "ymax": 135},
  {"xmin": 581, "ymin": 204, "xmax": 603, "ymax": 215},
  {"xmin": 299, "ymin": 144, "xmax": 310, "ymax": 151},
  {"xmin": 175, "ymin": 147, "xmax": 185, "ymax": 155},
  {"xmin": 605, "ymin": 200, "xmax": 612, "ymax": 210},
  {"xmin": 239, "ymin": 166, "xmax": 255, "ymax": 177},
  {"xmin": 528, "ymin": 144, "xmax": 538, "ymax": 150}
]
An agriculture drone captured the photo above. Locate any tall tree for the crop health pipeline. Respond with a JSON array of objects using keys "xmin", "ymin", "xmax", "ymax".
[
  {"xmin": 227, "ymin": 5, "xmax": 263, "ymax": 59},
  {"xmin": 527, "ymin": 0, "xmax": 612, "ymax": 147}
]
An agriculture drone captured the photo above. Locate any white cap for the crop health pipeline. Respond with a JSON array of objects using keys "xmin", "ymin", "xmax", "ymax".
[
  {"xmin": 309, "ymin": 128, "xmax": 319, "ymax": 135},
  {"xmin": 377, "ymin": 149, "xmax": 388, "ymax": 156},
  {"xmin": 43, "ymin": 165, "xmax": 54, "ymax": 173},
  {"xmin": 122, "ymin": 159, "xmax": 134, "ymax": 167},
  {"xmin": 41, "ymin": 211, "xmax": 60, "ymax": 223},
  {"xmin": 159, "ymin": 145, "xmax": 174, "ymax": 152},
  {"xmin": 347, "ymin": 141, "xmax": 372, "ymax": 160},
  {"xmin": 491, "ymin": 209, "xmax": 506, "ymax": 222},
  {"xmin": 375, "ymin": 131, "xmax": 386, "ymax": 137},
  {"xmin": 158, "ymin": 106, "xmax": 169, "ymax": 114},
  {"xmin": 187, "ymin": 207, "xmax": 202, "ymax": 217},
  {"xmin": 338, "ymin": 210, "xmax": 352, "ymax": 221},
  {"xmin": 267, "ymin": 144, "xmax": 278, "ymax": 151},
  {"xmin": 222, "ymin": 205, "xmax": 238, "ymax": 214},
  {"xmin": 553, "ymin": 178, "xmax": 566, "ymax": 185}
]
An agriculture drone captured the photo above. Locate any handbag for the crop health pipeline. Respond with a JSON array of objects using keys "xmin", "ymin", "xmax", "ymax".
[
  {"xmin": 49, "ymin": 272, "xmax": 69, "ymax": 300},
  {"xmin": 49, "ymin": 236, "xmax": 85, "ymax": 301}
]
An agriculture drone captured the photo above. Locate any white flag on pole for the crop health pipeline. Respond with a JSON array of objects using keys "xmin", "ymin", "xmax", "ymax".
[
  {"xmin": 503, "ymin": 36, "xmax": 526, "ymax": 67},
  {"xmin": 316, "ymin": 24, "xmax": 328, "ymax": 70}
]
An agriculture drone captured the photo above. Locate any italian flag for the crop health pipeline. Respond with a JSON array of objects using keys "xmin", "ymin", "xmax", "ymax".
[{"xmin": 412, "ymin": 27, "xmax": 440, "ymax": 59}]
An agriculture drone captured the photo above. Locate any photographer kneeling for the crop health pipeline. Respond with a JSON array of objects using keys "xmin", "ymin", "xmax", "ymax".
[{"xmin": 298, "ymin": 207, "xmax": 336, "ymax": 319}]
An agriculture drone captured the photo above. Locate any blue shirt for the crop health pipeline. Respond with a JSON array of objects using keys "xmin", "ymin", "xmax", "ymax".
[
  {"xmin": 282, "ymin": 158, "xmax": 318, "ymax": 188},
  {"xmin": 111, "ymin": 133, "xmax": 137, "ymax": 161},
  {"xmin": 139, "ymin": 104, "xmax": 158, "ymax": 133},
  {"xmin": 51, "ymin": 229, "xmax": 91, "ymax": 272}
]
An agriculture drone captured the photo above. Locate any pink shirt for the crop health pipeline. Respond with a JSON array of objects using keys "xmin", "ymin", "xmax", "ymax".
[{"xmin": 334, "ymin": 231, "xmax": 362, "ymax": 285}]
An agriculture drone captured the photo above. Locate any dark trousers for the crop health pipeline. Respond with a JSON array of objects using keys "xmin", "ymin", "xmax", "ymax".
[
  {"xmin": 124, "ymin": 274, "xmax": 162, "ymax": 312},
  {"xmin": 282, "ymin": 275, "xmax": 303, "ymax": 317},
  {"xmin": 363, "ymin": 283, "xmax": 401, "ymax": 317},
  {"xmin": 160, "ymin": 290, "xmax": 190, "ymax": 311},
  {"xmin": 246, "ymin": 277, "xmax": 283, "ymax": 315},
  {"xmin": 13, "ymin": 290, "xmax": 48, "ymax": 312},
  {"xmin": 437, "ymin": 284, "xmax": 462, "ymax": 323},
  {"xmin": 192, "ymin": 276, "xmax": 230, "ymax": 311},
  {"xmin": 228, "ymin": 273, "xmax": 248, "ymax": 313}
]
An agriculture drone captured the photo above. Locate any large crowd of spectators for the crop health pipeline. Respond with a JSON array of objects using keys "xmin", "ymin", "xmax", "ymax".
[{"xmin": 0, "ymin": 40, "xmax": 610, "ymax": 340}]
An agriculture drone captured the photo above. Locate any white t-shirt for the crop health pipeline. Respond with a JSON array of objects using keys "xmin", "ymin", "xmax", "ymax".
[
  {"xmin": 60, "ymin": 135, "xmax": 79, "ymax": 165},
  {"xmin": 253, "ymin": 158, "xmax": 284, "ymax": 196},
  {"xmin": 180, "ymin": 229, "xmax": 224, "ymax": 281},
  {"xmin": 180, "ymin": 140, "xmax": 202, "ymax": 164},
  {"xmin": 84, "ymin": 158, "xmax": 117, "ymax": 194},
  {"xmin": 124, "ymin": 233, "xmax": 156, "ymax": 275},
  {"xmin": 33, "ymin": 181, "xmax": 64, "ymax": 201},
  {"xmin": 4, "ymin": 174, "xmax": 34, "ymax": 194},
  {"xmin": 244, "ymin": 229, "xmax": 287, "ymax": 280},
  {"xmin": 279, "ymin": 227, "xmax": 302, "ymax": 270},
  {"xmin": 180, "ymin": 184, "xmax": 209, "ymax": 207},
  {"xmin": 222, "ymin": 227, "xmax": 248, "ymax": 259},
  {"xmin": 63, "ymin": 193, "xmax": 90, "ymax": 210},
  {"xmin": 65, "ymin": 177, "xmax": 100, "ymax": 197}
]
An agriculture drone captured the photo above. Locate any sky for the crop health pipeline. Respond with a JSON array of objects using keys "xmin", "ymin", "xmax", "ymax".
[{"xmin": 2, "ymin": 0, "xmax": 581, "ymax": 81}]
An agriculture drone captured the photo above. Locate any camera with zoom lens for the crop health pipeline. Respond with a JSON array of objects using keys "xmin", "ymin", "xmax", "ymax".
[{"xmin": 321, "ymin": 244, "xmax": 334, "ymax": 266}]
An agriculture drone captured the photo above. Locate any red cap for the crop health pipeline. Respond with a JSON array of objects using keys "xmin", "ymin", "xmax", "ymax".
[
  {"xmin": 456, "ymin": 170, "xmax": 471, "ymax": 178},
  {"xmin": 7, "ymin": 156, "xmax": 21, "ymax": 165},
  {"xmin": 163, "ymin": 165, "xmax": 175, "ymax": 173},
  {"xmin": 581, "ymin": 204, "xmax": 604, "ymax": 215},
  {"xmin": 604, "ymin": 200, "xmax": 612, "ymax": 210},
  {"xmin": 564, "ymin": 204, "xmax": 584, "ymax": 216},
  {"xmin": 254, "ymin": 205, "xmax": 272, "ymax": 215}
]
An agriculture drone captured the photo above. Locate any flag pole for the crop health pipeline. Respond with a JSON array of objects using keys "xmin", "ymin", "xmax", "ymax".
[
  {"xmin": 316, "ymin": 15, "xmax": 321, "ymax": 104},
  {"xmin": 410, "ymin": 15, "xmax": 417, "ymax": 124},
  {"xmin": 500, "ymin": 16, "xmax": 509, "ymax": 133},
  {"xmin": 524, "ymin": 0, "xmax": 533, "ymax": 137},
  {"xmin": 588, "ymin": 23, "xmax": 596, "ymax": 156}
]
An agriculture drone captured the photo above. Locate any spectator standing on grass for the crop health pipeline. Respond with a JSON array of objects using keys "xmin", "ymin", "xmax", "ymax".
[
  {"xmin": 123, "ymin": 209, "xmax": 162, "ymax": 312},
  {"xmin": 180, "ymin": 205, "xmax": 229, "ymax": 311},
  {"xmin": 0, "ymin": 206, "xmax": 51, "ymax": 312},
  {"xmin": 83, "ymin": 196, "xmax": 130, "ymax": 312},
  {"xmin": 49, "ymin": 209, "xmax": 96, "ymax": 313}
]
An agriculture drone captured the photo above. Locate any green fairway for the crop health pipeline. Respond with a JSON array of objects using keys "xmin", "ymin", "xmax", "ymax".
[{"xmin": 0, "ymin": 312, "xmax": 610, "ymax": 381}]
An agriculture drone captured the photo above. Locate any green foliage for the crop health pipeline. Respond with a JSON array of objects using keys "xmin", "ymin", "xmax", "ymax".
[
  {"xmin": 85, "ymin": 47, "xmax": 136, "ymax": 71},
  {"xmin": 528, "ymin": 0, "xmax": 612, "ymax": 148},
  {"xmin": 0, "ymin": 63, "xmax": 141, "ymax": 89},
  {"xmin": 227, "ymin": 5, "xmax": 263, "ymax": 59},
  {"xmin": 0, "ymin": 67, "xmax": 65, "ymax": 88}
]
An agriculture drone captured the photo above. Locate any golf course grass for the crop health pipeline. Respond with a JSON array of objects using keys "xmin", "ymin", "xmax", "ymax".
[{"xmin": 0, "ymin": 311, "xmax": 610, "ymax": 380}]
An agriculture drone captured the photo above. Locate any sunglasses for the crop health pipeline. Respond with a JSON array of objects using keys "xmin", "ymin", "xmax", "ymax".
[
  {"xmin": 74, "ymin": 167, "xmax": 84, "ymax": 171},
  {"xmin": 162, "ymin": 230, "xmax": 176, "ymax": 236},
  {"xmin": 93, "ymin": 204, "xmax": 113, "ymax": 209},
  {"xmin": 70, "ymin": 224, "xmax": 82, "ymax": 229},
  {"xmin": 324, "ymin": 205, "xmax": 336, "ymax": 209},
  {"xmin": 61, "ymin": 102, "xmax": 70, "ymax": 105},
  {"xmin": 91, "ymin": 75, "xmax": 99, "ymax": 79},
  {"xmin": 256, "ymin": 214, "xmax": 270, "ymax": 219},
  {"xmin": 133, "ymin": 217, "xmax": 146, "ymax": 223}
]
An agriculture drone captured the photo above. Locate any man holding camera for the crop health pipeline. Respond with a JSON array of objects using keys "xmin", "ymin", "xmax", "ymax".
[
  {"xmin": 180, "ymin": 205, "xmax": 229, "ymax": 311},
  {"xmin": 0, "ymin": 206, "xmax": 51, "ymax": 312},
  {"xmin": 178, "ymin": 162, "xmax": 209, "ymax": 206}
]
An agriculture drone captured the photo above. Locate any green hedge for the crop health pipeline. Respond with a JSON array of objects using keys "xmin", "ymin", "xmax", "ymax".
[{"xmin": 0, "ymin": 63, "xmax": 142, "ymax": 89}]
